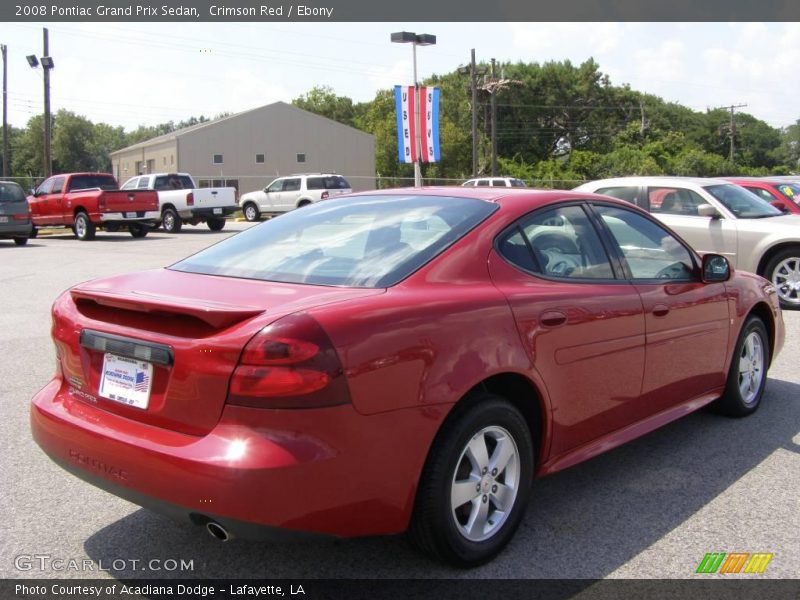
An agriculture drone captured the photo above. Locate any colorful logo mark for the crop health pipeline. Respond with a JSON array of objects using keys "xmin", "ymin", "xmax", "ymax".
[{"xmin": 696, "ymin": 552, "xmax": 773, "ymax": 574}]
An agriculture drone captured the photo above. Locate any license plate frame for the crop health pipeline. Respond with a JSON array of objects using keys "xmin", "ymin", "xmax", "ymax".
[
  {"xmin": 98, "ymin": 353, "xmax": 153, "ymax": 409},
  {"xmin": 212, "ymin": 208, "xmax": 223, "ymax": 215},
  {"xmin": 125, "ymin": 212, "xmax": 137, "ymax": 218}
]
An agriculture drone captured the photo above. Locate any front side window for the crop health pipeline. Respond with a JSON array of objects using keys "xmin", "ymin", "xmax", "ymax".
[
  {"xmin": 36, "ymin": 178, "xmax": 55, "ymax": 195},
  {"xmin": 510, "ymin": 179, "xmax": 527, "ymax": 188},
  {"xmin": 51, "ymin": 176, "xmax": 65, "ymax": 194},
  {"xmin": 476, "ymin": 180, "xmax": 490, "ymax": 187},
  {"xmin": 499, "ymin": 205, "xmax": 615, "ymax": 280},
  {"xmin": 172, "ymin": 195, "xmax": 497, "ymax": 288},
  {"xmin": 648, "ymin": 187, "xmax": 707, "ymax": 216},
  {"xmin": 595, "ymin": 205, "xmax": 695, "ymax": 281},
  {"xmin": 282, "ymin": 178, "xmax": 301, "ymax": 192},
  {"xmin": 596, "ymin": 186, "xmax": 639, "ymax": 206},
  {"xmin": 776, "ymin": 183, "xmax": 800, "ymax": 206},
  {"xmin": 266, "ymin": 179, "xmax": 284, "ymax": 193},
  {"xmin": 137, "ymin": 178, "xmax": 151, "ymax": 190},
  {"xmin": 121, "ymin": 178, "xmax": 139, "ymax": 190},
  {"xmin": 744, "ymin": 186, "xmax": 777, "ymax": 203},
  {"xmin": 704, "ymin": 184, "xmax": 781, "ymax": 219}
]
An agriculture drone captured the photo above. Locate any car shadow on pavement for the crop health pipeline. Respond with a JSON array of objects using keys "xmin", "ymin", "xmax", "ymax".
[{"xmin": 83, "ymin": 378, "xmax": 800, "ymax": 579}]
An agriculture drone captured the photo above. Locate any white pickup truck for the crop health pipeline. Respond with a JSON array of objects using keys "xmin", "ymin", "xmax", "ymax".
[{"xmin": 120, "ymin": 173, "xmax": 238, "ymax": 233}]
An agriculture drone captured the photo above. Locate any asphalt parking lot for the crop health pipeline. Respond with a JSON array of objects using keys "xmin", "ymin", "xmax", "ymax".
[{"xmin": 2, "ymin": 221, "xmax": 798, "ymax": 580}]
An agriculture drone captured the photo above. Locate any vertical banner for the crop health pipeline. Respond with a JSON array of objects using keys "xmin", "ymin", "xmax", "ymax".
[{"xmin": 395, "ymin": 85, "xmax": 440, "ymax": 164}]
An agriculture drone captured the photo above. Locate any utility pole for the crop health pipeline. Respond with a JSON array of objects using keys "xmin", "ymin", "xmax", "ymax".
[
  {"xmin": 2, "ymin": 44, "xmax": 8, "ymax": 178},
  {"xmin": 470, "ymin": 49, "xmax": 478, "ymax": 177},
  {"xmin": 490, "ymin": 58, "xmax": 497, "ymax": 176},
  {"xmin": 725, "ymin": 103, "xmax": 747, "ymax": 163},
  {"xmin": 43, "ymin": 27, "xmax": 52, "ymax": 178}
]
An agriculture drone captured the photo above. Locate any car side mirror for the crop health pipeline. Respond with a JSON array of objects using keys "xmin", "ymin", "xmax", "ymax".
[
  {"xmin": 770, "ymin": 200, "xmax": 789, "ymax": 213},
  {"xmin": 697, "ymin": 203, "xmax": 720, "ymax": 218},
  {"xmin": 702, "ymin": 254, "xmax": 731, "ymax": 283}
]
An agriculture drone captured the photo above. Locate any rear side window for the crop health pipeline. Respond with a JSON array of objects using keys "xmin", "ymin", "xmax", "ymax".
[
  {"xmin": 499, "ymin": 205, "xmax": 615, "ymax": 280},
  {"xmin": 776, "ymin": 184, "xmax": 800, "ymax": 206},
  {"xmin": 476, "ymin": 180, "xmax": 490, "ymax": 187},
  {"xmin": 308, "ymin": 176, "xmax": 351, "ymax": 190},
  {"xmin": 0, "ymin": 182, "xmax": 26, "ymax": 202},
  {"xmin": 510, "ymin": 179, "xmax": 527, "ymax": 188},
  {"xmin": 648, "ymin": 187, "xmax": 706, "ymax": 216}
]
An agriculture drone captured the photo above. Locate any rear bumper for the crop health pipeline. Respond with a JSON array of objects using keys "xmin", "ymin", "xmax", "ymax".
[
  {"xmin": 0, "ymin": 222, "xmax": 32, "ymax": 237},
  {"xmin": 178, "ymin": 206, "xmax": 239, "ymax": 220},
  {"xmin": 99, "ymin": 211, "xmax": 160, "ymax": 223},
  {"xmin": 31, "ymin": 376, "xmax": 440, "ymax": 539}
]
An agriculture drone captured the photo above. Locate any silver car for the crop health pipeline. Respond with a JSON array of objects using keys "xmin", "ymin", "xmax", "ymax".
[
  {"xmin": 0, "ymin": 181, "xmax": 32, "ymax": 246},
  {"xmin": 574, "ymin": 176, "xmax": 800, "ymax": 309}
]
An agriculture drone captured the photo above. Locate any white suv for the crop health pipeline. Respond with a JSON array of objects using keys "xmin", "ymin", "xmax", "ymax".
[
  {"xmin": 240, "ymin": 173, "xmax": 352, "ymax": 221},
  {"xmin": 462, "ymin": 177, "xmax": 527, "ymax": 188}
]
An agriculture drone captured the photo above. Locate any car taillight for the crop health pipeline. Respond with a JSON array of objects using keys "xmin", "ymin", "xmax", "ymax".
[
  {"xmin": 98, "ymin": 196, "xmax": 106, "ymax": 211},
  {"xmin": 321, "ymin": 191, "xmax": 329, "ymax": 200},
  {"xmin": 227, "ymin": 313, "xmax": 351, "ymax": 409},
  {"xmin": 13, "ymin": 214, "xmax": 29, "ymax": 221},
  {"xmin": 186, "ymin": 192, "xmax": 194, "ymax": 206}
]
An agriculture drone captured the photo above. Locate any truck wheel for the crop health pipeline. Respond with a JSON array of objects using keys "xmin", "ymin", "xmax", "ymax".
[
  {"xmin": 243, "ymin": 203, "xmax": 260, "ymax": 222},
  {"xmin": 207, "ymin": 217, "xmax": 226, "ymax": 231},
  {"xmin": 128, "ymin": 223, "xmax": 149, "ymax": 238},
  {"xmin": 764, "ymin": 248, "xmax": 800, "ymax": 310},
  {"xmin": 74, "ymin": 212, "xmax": 96, "ymax": 241},
  {"xmin": 162, "ymin": 208, "xmax": 182, "ymax": 233}
]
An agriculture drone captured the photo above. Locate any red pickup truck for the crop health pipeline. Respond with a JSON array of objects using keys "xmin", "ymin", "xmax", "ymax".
[{"xmin": 28, "ymin": 173, "xmax": 160, "ymax": 240}]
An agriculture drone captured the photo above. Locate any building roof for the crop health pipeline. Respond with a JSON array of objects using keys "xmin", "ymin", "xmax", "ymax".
[{"xmin": 110, "ymin": 101, "xmax": 371, "ymax": 157}]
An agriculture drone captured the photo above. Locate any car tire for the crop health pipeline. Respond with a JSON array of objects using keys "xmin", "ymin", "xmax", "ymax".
[
  {"xmin": 13, "ymin": 237, "xmax": 28, "ymax": 246},
  {"xmin": 128, "ymin": 223, "xmax": 149, "ymax": 238},
  {"xmin": 74, "ymin": 212, "xmax": 96, "ymax": 241},
  {"xmin": 162, "ymin": 208, "xmax": 182, "ymax": 233},
  {"xmin": 297, "ymin": 200, "xmax": 311, "ymax": 208},
  {"xmin": 712, "ymin": 316, "xmax": 770, "ymax": 417},
  {"xmin": 207, "ymin": 217, "xmax": 226, "ymax": 231},
  {"xmin": 409, "ymin": 393, "xmax": 534, "ymax": 567},
  {"xmin": 243, "ymin": 203, "xmax": 260, "ymax": 222},
  {"xmin": 764, "ymin": 248, "xmax": 800, "ymax": 310}
]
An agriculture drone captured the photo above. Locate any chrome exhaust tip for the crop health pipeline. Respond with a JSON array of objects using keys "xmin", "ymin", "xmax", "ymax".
[{"xmin": 206, "ymin": 521, "xmax": 231, "ymax": 542}]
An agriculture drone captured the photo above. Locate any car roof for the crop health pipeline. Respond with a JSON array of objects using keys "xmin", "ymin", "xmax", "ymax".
[{"xmin": 579, "ymin": 176, "xmax": 728, "ymax": 188}]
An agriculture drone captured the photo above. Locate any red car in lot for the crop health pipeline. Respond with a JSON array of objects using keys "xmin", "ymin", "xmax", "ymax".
[
  {"xmin": 723, "ymin": 177, "xmax": 800, "ymax": 215},
  {"xmin": 31, "ymin": 188, "xmax": 783, "ymax": 566}
]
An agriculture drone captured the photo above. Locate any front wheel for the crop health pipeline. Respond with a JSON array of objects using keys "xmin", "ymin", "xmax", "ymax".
[
  {"xmin": 128, "ymin": 223, "xmax": 149, "ymax": 238},
  {"xmin": 712, "ymin": 316, "xmax": 770, "ymax": 417},
  {"xmin": 764, "ymin": 248, "xmax": 800, "ymax": 309},
  {"xmin": 74, "ymin": 212, "xmax": 96, "ymax": 241},
  {"xmin": 207, "ymin": 217, "xmax": 226, "ymax": 231},
  {"xmin": 409, "ymin": 394, "xmax": 534, "ymax": 567},
  {"xmin": 243, "ymin": 203, "xmax": 260, "ymax": 222}
]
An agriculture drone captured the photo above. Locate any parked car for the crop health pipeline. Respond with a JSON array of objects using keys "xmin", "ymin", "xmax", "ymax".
[
  {"xmin": 31, "ymin": 187, "xmax": 783, "ymax": 566},
  {"xmin": 120, "ymin": 173, "xmax": 238, "ymax": 233},
  {"xmin": 239, "ymin": 173, "xmax": 352, "ymax": 221},
  {"xmin": 0, "ymin": 180, "xmax": 33, "ymax": 245},
  {"xmin": 722, "ymin": 177, "xmax": 800, "ymax": 215},
  {"xmin": 574, "ymin": 176, "xmax": 800, "ymax": 309},
  {"xmin": 28, "ymin": 173, "xmax": 159, "ymax": 240},
  {"xmin": 462, "ymin": 177, "xmax": 527, "ymax": 188}
]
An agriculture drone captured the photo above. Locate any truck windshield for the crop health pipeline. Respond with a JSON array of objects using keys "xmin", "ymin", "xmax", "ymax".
[
  {"xmin": 171, "ymin": 195, "xmax": 496, "ymax": 288},
  {"xmin": 704, "ymin": 184, "xmax": 782, "ymax": 219},
  {"xmin": 67, "ymin": 175, "xmax": 118, "ymax": 192}
]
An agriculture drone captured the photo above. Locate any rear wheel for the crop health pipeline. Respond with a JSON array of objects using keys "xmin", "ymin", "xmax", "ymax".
[
  {"xmin": 162, "ymin": 207, "xmax": 182, "ymax": 233},
  {"xmin": 764, "ymin": 248, "xmax": 800, "ymax": 309},
  {"xmin": 128, "ymin": 223, "xmax": 149, "ymax": 238},
  {"xmin": 712, "ymin": 316, "xmax": 770, "ymax": 417},
  {"xmin": 243, "ymin": 203, "xmax": 260, "ymax": 222},
  {"xmin": 410, "ymin": 394, "xmax": 534, "ymax": 567},
  {"xmin": 207, "ymin": 217, "xmax": 226, "ymax": 231},
  {"xmin": 74, "ymin": 212, "xmax": 96, "ymax": 241},
  {"xmin": 13, "ymin": 237, "xmax": 28, "ymax": 246}
]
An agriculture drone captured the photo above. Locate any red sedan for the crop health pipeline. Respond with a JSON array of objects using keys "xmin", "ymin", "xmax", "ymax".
[
  {"xmin": 31, "ymin": 188, "xmax": 783, "ymax": 566},
  {"xmin": 724, "ymin": 177, "xmax": 800, "ymax": 215}
]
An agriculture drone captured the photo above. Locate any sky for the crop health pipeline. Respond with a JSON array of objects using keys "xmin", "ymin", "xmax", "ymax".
[{"xmin": 1, "ymin": 22, "xmax": 798, "ymax": 132}]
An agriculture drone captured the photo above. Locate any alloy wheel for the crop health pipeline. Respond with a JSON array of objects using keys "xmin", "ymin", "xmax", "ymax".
[{"xmin": 738, "ymin": 331, "xmax": 765, "ymax": 405}]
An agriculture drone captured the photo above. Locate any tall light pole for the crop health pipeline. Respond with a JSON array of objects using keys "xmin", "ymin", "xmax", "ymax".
[
  {"xmin": 2, "ymin": 44, "xmax": 8, "ymax": 178},
  {"xmin": 391, "ymin": 31, "xmax": 436, "ymax": 187},
  {"xmin": 26, "ymin": 27, "xmax": 54, "ymax": 178}
]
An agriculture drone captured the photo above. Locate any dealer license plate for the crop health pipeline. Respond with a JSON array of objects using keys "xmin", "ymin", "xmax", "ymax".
[
  {"xmin": 98, "ymin": 353, "xmax": 153, "ymax": 409},
  {"xmin": 125, "ymin": 212, "xmax": 137, "ymax": 218},
  {"xmin": 0, "ymin": 216, "xmax": 8, "ymax": 223},
  {"xmin": 212, "ymin": 208, "xmax": 222, "ymax": 215}
]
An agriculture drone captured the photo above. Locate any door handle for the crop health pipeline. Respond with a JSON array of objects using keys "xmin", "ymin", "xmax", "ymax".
[
  {"xmin": 652, "ymin": 304, "xmax": 670, "ymax": 317},
  {"xmin": 540, "ymin": 310, "xmax": 567, "ymax": 327}
]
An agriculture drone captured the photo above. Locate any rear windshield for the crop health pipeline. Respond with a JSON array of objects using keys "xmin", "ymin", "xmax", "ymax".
[
  {"xmin": 171, "ymin": 195, "xmax": 496, "ymax": 288},
  {"xmin": 0, "ymin": 182, "xmax": 26, "ymax": 203},
  {"xmin": 67, "ymin": 175, "xmax": 118, "ymax": 192},
  {"xmin": 306, "ymin": 176, "xmax": 351, "ymax": 190},
  {"xmin": 153, "ymin": 175, "xmax": 194, "ymax": 191},
  {"xmin": 704, "ymin": 184, "xmax": 781, "ymax": 219}
]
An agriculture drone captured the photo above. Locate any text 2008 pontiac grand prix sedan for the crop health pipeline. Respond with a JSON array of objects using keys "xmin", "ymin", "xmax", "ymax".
[{"xmin": 31, "ymin": 188, "xmax": 783, "ymax": 566}]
